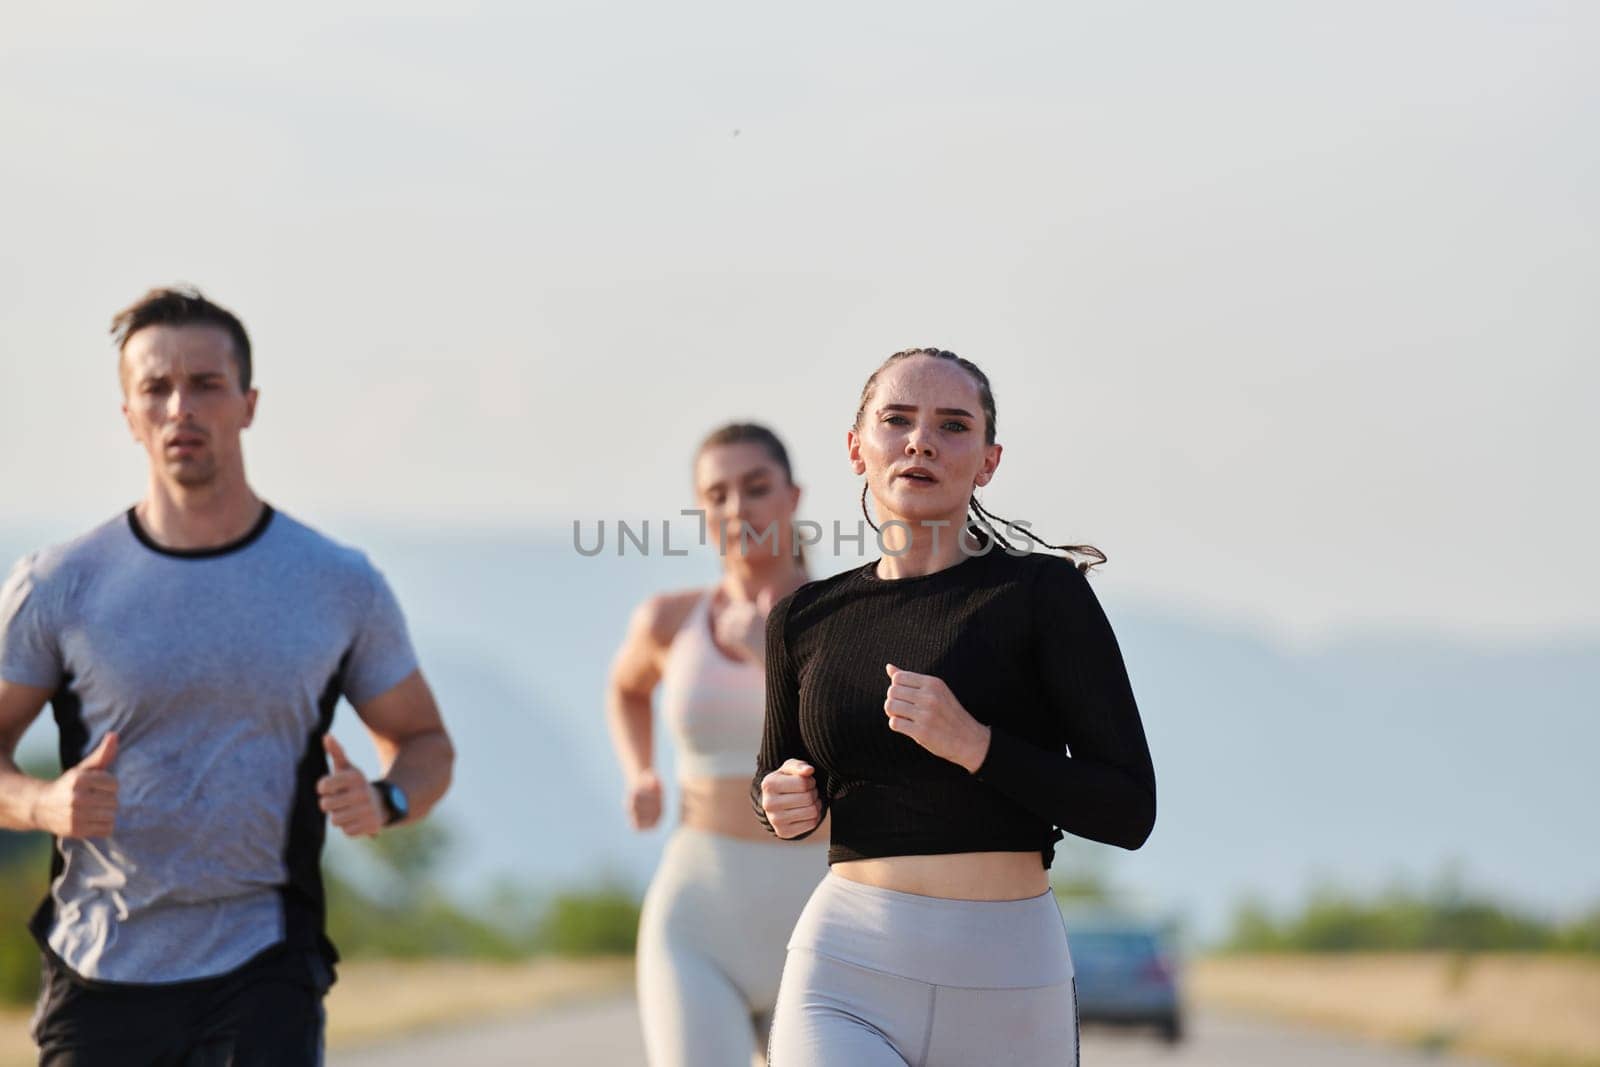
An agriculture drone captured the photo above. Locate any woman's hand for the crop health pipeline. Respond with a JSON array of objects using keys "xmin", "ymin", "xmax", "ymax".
[
  {"xmin": 626, "ymin": 768, "xmax": 663, "ymax": 830},
  {"xmin": 882, "ymin": 663, "xmax": 992, "ymax": 773},
  {"xmin": 758, "ymin": 758, "xmax": 822, "ymax": 839}
]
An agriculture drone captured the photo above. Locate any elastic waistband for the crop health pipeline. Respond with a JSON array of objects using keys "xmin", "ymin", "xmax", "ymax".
[
  {"xmin": 787, "ymin": 872, "xmax": 1073, "ymax": 989},
  {"xmin": 660, "ymin": 825, "xmax": 828, "ymax": 885}
]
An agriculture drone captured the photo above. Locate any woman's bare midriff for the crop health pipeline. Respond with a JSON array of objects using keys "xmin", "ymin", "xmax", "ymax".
[
  {"xmin": 680, "ymin": 775, "xmax": 830, "ymax": 842},
  {"xmin": 832, "ymin": 851, "xmax": 1049, "ymax": 901}
]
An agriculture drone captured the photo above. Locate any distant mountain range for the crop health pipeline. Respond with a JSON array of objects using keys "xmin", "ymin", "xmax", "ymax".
[{"xmin": 5, "ymin": 524, "xmax": 1595, "ymax": 940}]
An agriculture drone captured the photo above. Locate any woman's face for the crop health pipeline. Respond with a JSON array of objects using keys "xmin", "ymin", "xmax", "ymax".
[
  {"xmin": 694, "ymin": 441, "xmax": 801, "ymax": 561},
  {"xmin": 849, "ymin": 355, "xmax": 1001, "ymax": 529}
]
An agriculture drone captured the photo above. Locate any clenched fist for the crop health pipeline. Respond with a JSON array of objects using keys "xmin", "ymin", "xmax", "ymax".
[
  {"xmin": 882, "ymin": 663, "xmax": 992, "ymax": 773},
  {"xmin": 32, "ymin": 732, "xmax": 119, "ymax": 839},
  {"xmin": 626, "ymin": 768, "xmax": 663, "ymax": 831},
  {"xmin": 758, "ymin": 758, "xmax": 822, "ymax": 839},
  {"xmin": 317, "ymin": 735, "xmax": 385, "ymax": 838}
]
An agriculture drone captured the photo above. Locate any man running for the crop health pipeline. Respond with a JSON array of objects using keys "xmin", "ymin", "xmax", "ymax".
[{"xmin": 0, "ymin": 286, "xmax": 456, "ymax": 1066}]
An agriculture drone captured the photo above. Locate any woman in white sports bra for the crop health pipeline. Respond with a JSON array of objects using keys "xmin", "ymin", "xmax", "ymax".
[{"xmin": 607, "ymin": 422, "xmax": 828, "ymax": 1067}]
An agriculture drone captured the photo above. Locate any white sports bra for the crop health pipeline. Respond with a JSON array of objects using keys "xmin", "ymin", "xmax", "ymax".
[{"xmin": 658, "ymin": 590, "xmax": 768, "ymax": 781}]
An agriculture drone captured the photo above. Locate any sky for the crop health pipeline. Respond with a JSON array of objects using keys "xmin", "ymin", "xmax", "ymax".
[{"xmin": 1, "ymin": 1, "xmax": 1595, "ymax": 640}]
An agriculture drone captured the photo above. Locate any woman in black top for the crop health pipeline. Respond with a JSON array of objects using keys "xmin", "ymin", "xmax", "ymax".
[{"xmin": 755, "ymin": 348, "xmax": 1156, "ymax": 1066}]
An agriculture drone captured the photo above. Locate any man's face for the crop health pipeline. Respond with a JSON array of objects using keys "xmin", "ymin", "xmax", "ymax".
[{"xmin": 120, "ymin": 324, "xmax": 257, "ymax": 489}]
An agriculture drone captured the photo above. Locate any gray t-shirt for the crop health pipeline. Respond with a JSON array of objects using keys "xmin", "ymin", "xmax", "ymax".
[{"xmin": 0, "ymin": 506, "xmax": 418, "ymax": 984}]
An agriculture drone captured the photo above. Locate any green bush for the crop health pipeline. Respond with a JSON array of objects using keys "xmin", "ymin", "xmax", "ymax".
[
  {"xmin": 534, "ymin": 885, "xmax": 641, "ymax": 957},
  {"xmin": 0, "ymin": 817, "xmax": 643, "ymax": 1001},
  {"xmin": 1554, "ymin": 906, "xmax": 1600, "ymax": 953},
  {"xmin": 325, "ymin": 870, "xmax": 531, "ymax": 960},
  {"xmin": 0, "ymin": 833, "xmax": 50, "ymax": 1005},
  {"xmin": 325, "ymin": 826, "xmax": 642, "ymax": 961},
  {"xmin": 1224, "ymin": 879, "xmax": 1600, "ymax": 955}
]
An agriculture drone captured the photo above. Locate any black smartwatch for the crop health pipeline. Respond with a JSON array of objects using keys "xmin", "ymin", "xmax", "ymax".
[{"xmin": 373, "ymin": 779, "xmax": 410, "ymax": 827}]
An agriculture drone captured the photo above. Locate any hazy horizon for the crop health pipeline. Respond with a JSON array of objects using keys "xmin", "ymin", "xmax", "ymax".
[{"xmin": 5, "ymin": 524, "xmax": 1594, "ymax": 941}]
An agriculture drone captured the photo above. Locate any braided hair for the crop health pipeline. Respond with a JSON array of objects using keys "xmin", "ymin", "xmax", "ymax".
[{"xmin": 853, "ymin": 348, "xmax": 1106, "ymax": 573}]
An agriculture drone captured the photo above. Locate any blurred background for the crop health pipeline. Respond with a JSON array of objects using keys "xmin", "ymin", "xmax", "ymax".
[{"xmin": 1, "ymin": 2, "xmax": 1595, "ymax": 1064}]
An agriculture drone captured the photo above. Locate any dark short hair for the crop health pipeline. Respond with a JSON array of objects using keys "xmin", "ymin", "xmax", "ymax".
[{"xmin": 111, "ymin": 286, "xmax": 253, "ymax": 391}]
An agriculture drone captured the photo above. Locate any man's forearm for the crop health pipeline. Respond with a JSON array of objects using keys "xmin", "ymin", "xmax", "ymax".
[
  {"xmin": 0, "ymin": 759, "xmax": 46, "ymax": 832},
  {"xmin": 380, "ymin": 731, "xmax": 454, "ymax": 824}
]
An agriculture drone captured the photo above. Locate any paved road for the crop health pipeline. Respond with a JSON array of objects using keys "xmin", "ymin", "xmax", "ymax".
[{"xmin": 332, "ymin": 995, "xmax": 1494, "ymax": 1066}]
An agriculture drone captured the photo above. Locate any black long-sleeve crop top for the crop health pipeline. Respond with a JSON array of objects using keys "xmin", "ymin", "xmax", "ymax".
[{"xmin": 751, "ymin": 545, "xmax": 1156, "ymax": 868}]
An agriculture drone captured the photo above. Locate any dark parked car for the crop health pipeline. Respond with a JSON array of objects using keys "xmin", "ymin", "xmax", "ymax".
[{"xmin": 1066, "ymin": 913, "xmax": 1184, "ymax": 1043}]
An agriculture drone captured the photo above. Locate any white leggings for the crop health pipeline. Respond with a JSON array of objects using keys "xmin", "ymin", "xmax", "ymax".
[
  {"xmin": 636, "ymin": 826, "xmax": 827, "ymax": 1067},
  {"xmin": 767, "ymin": 873, "xmax": 1079, "ymax": 1066}
]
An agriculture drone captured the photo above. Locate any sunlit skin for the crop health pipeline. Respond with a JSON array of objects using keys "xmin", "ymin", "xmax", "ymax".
[
  {"xmin": 607, "ymin": 441, "xmax": 817, "ymax": 842},
  {"xmin": 119, "ymin": 323, "xmax": 263, "ymax": 549},
  {"xmin": 0, "ymin": 315, "xmax": 454, "ymax": 849},
  {"xmin": 118, "ymin": 323, "xmax": 449, "ymax": 838},
  {"xmin": 760, "ymin": 354, "xmax": 1050, "ymax": 900},
  {"xmin": 696, "ymin": 441, "xmax": 802, "ymax": 571},
  {"xmin": 848, "ymin": 355, "xmax": 1002, "ymax": 574}
]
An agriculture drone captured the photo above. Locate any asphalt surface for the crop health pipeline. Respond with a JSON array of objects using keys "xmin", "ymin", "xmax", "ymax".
[{"xmin": 331, "ymin": 994, "xmax": 1494, "ymax": 1066}]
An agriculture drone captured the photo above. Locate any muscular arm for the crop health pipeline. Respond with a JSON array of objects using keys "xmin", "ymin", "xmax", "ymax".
[
  {"xmin": 606, "ymin": 600, "xmax": 665, "ymax": 784},
  {"xmin": 606, "ymin": 593, "xmax": 699, "ymax": 832},
  {"xmin": 0, "ymin": 679, "xmax": 116, "ymax": 838},
  {"xmin": 605, "ymin": 593, "xmax": 695, "ymax": 782},
  {"xmin": 350, "ymin": 670, "xmax": 453, "ymax": 825},
  {"xmin": 0, "ymin": 679, "xmax": 52, "ymax": 830}
]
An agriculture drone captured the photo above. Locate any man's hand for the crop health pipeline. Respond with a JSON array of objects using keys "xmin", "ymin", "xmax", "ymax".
[
  {"xmin": 882, "ymin": 664, "xmax": 992, "ymax": 773},
  {"xmin": 317, "ymin": 735, "xmax": 385, "ymax": 838},
  {"xmin": 32, "ymin": 732, "xmax": 119, "ymax": 838}
]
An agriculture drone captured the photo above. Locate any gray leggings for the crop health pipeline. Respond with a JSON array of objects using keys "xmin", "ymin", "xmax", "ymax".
[
  {"xmin": 636, "ymin": 826, "xmax": 827, "ymax": 1067},
  {"xmin": 767, "ymin": 873, "xmax": 1079, "ymax": 1066}
]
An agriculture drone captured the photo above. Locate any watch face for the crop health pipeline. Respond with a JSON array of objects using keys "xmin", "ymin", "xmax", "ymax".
[{"xmin": 380, "ymin": 781, "xmax": 410, "ymax": 824}]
